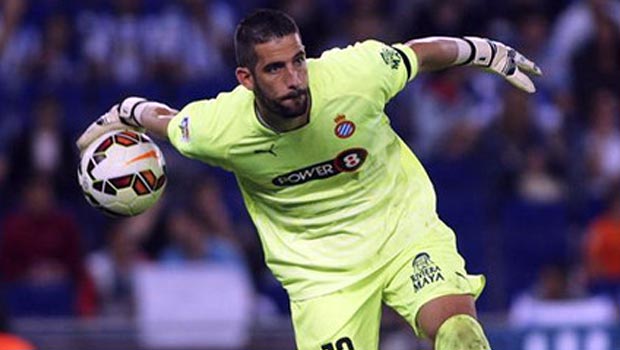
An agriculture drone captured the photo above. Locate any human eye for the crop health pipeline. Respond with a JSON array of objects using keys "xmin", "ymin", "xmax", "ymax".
[
  {"xmin": 294, "ymin": 55, "xmax": 306, "ymax": 65},
  {"xmin": 264, "ymin": 63, "xmax": 283, "ymax": 73}
]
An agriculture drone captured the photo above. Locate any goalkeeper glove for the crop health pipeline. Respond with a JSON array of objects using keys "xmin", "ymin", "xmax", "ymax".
[
  {"xmin": 462, "ymin": 36, "xmax": 542, "ymax": 93},
  {"xmin": 76, "ymin": 97, "xmax": 173, "ymax": 154}
]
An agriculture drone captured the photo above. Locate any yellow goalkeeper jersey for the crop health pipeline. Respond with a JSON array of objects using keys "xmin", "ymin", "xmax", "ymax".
[{"xmin": 168, "ymin": 40, "xmax": 440, "ymax": 300}]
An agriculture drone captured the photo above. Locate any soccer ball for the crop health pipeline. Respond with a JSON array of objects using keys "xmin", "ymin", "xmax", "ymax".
[{"xmin": 78, "ymin": 130, "xmax": 167, "ymax": 217}]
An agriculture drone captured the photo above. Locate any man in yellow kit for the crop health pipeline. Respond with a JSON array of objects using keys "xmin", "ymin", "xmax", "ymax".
[{"xmin": 78, "ymin": 9, "xmax": 541, "ymax": 350}]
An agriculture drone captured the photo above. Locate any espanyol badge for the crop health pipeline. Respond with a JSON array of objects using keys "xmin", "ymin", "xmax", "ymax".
[{"xmin": 334, "ymin": 114, "xmax": 356, "ymax": 139}]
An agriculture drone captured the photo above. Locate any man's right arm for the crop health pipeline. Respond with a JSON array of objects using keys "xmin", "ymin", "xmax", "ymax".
[
  {"xmin": 114, "ymin": 97, "xmax": 178, "ymax": 140},
  {"xmin": 76, "ymin": 97, "xmax": 177, "ymax": 154},
  {"xmin": 136, "ymin": 103, "xmax": 176, "ymax": 140}
]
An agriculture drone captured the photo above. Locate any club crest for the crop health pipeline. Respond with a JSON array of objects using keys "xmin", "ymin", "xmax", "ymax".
[{"xmin": 334, "ymin": 114, "xmax": 356, "ymax": 139}]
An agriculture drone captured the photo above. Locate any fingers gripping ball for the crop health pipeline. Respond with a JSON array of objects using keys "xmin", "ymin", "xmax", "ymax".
[{"xmin": 78, "ymin": 130, "xmax": 167, "ymax": 217}]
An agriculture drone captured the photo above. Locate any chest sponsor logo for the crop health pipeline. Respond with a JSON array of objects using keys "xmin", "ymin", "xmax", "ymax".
[
  {"xmin": 334, "ymin": 114, "xmax": 356, "ymax": 139},
  {"xmin": 272, "ymin": 148, "xmax": 368, "ymax": 187},
  {"xmin": 410, "ymin": 252, "xmax": 444, "ymax": 292}
]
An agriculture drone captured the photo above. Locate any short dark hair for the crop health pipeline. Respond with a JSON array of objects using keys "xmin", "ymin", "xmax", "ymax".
[{"xmin": 234, "ymin": 9, "xmax": 300, "ymax": 69}]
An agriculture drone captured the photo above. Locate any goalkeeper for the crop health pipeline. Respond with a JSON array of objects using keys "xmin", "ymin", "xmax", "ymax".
[{"xmin": 78, "ymin": 9, "xmax": 541, "ymax": 350}]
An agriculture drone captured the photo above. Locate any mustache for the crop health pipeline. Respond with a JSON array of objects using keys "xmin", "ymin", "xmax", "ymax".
[{"xmin": 281, "ymin": 89, "xmax": 308, "ymax": 101}]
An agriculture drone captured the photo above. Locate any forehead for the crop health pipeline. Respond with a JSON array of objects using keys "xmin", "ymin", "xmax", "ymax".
[{"xmin": 254, "ymin": 33, "xmax": 304, "ymax": 66}]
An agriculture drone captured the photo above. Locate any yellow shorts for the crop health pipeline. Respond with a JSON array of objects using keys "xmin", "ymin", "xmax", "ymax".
[{"xmin": 290, "ymin": 219, "xmax": 485, "ymax": 350}]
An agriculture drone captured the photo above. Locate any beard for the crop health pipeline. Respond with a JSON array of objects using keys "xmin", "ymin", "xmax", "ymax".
[{"xmin": 254, "ymin": 83, "xmax": 309, "ymax": 119}]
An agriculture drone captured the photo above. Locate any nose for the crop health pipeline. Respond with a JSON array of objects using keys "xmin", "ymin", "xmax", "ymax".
[{"xmin": 284, "ymin": 65, "xmax": 302, "ymax": 88}]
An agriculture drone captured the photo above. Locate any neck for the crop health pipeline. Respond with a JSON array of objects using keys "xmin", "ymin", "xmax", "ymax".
[{"xmin": 255, "ymin": 95, "xmax": 311, "ymax": 133}]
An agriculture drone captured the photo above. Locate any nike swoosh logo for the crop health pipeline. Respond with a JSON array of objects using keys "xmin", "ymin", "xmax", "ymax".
[{"xmin": 125, "ymin": 150, "xmax": 158, "ymax": 165}]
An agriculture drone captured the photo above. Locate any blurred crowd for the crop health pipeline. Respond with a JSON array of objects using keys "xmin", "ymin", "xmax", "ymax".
[{"xmin": 0, "ymin": 0, "xmax": 619, "ymax": 334}]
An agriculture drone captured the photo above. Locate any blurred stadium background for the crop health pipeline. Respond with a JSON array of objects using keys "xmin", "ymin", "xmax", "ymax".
[{"xmin": 0, "ymin": 0, "xmax": 619, "ymax": 349}]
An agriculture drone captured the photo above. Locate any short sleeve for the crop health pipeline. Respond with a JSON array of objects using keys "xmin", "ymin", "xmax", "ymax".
[
  {"xmin": 167, "ymin": 99, "xmax": 231, "ymax": 169},
  {"xmin": 391, "ymin": 43, "xmax": 419, "ymax": 83},
  {"xmin": 317, "ymin": 40, "xmax": 419, "ymax": 104}
]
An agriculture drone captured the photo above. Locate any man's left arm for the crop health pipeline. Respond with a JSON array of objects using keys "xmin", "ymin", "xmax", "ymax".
[{"xmin": 407, "ymin": 36, "xmax": 542, "ymax": 93}]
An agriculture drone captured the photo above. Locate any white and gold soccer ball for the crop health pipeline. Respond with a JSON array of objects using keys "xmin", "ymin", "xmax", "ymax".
[{"xmin": 78, "ymin": 130, "xmax": 167, "ymax": 217}]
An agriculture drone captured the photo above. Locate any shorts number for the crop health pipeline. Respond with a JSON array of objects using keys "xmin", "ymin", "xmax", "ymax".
[{"xmin": 321, "ymin": 337, "xmax": 355, "ymax": 350}]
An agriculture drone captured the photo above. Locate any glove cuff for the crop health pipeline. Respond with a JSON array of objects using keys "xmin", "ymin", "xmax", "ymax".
[
  {"xmin": 453, "ymin": 38, "xmax": 474, "ymax": 65},
  {"xmin": 133, "ymin": 101, "xmax": 173, "ymax": 125},
  {"xmin": 118, "ymin": 97, "xmax": 147, "ymax": 127},
  {"xmin": 462, "ymin": 37, "xmax": 496, "ymax": 68},
  {"xmin": 119, "ymin": 97, "xmax": 173, "ymax": 127}
]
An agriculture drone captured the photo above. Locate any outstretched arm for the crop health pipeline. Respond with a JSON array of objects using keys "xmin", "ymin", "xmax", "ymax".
[{"xmin": 407, "ymin": 36, "xmax": 542, "ymax": 93}]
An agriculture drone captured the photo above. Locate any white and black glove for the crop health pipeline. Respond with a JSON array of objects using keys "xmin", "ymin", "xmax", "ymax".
[
  {"xmin": 461, "ymin": 36, "xmax": 542, "ymax": 93},
  {"xmin": 76, "ymin": 97, "xmax": 173, "ymax": 154}
]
